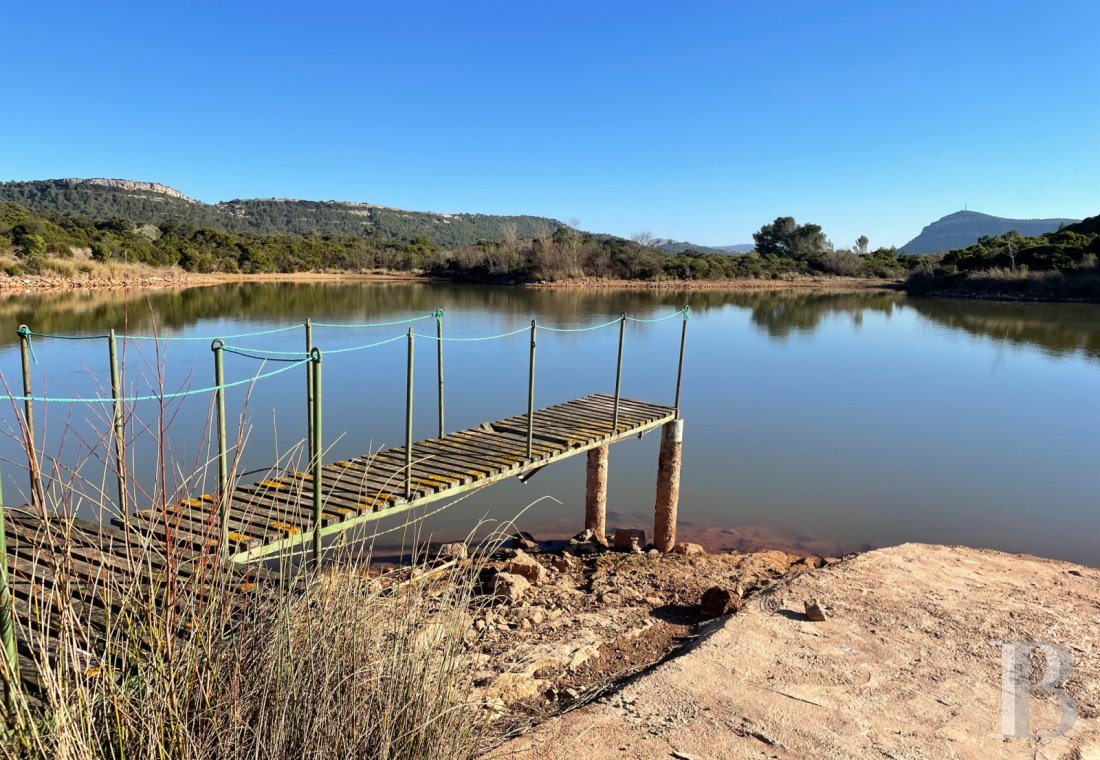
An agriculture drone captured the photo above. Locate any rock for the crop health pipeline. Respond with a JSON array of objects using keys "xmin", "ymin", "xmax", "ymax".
[
  {"xmin": 612, "ymin": 528, "xmax": 646, "ymax": 553},
  {"xmin": 700, "ymin": 586, "xmax": 743, "ymax": 618},
  {"xmin": 552, "ymin": 553, "xmax": 577, "ymax": 572},
  {"xmin": 673, "ymin": 542, "xmax": 705, "ymax": 555},
  {"xmin": 804, "ymin": 600, "xmax": 827, "ymax": 621},
  {"xmin": 797, "ymin": 555, "xmax": 825, "ymax": 569},
  {"xmin": 573, "ymin": 542, "xmax": 601, "ymax": 556},
  {"xmin": 571, "ymin": 528, "xmax": 607, "ymax": 546},
  {"xmin": 492, "ymin": 572, "xmax": 530, "ymax": 603},
  {"xmin": 507, "ymin": 549, "xmax": 548, "ymax": 583},
  {"xmin": 436, "ymin": 541, "xmax": 468, "ymax": 561},
  {"xmin": 512, "ymin": 531, "xmax": 540, "ymax": 552}
]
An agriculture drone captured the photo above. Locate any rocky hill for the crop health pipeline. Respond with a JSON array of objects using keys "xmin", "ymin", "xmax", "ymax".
[
  {"xmin": 0, "ymin": 179, "xmax": 563, "ymax": 248},
  {"xmin": 652, "ymin": 238, "xmax": 754, "ymax": 254},
  {"xmin": 900, "ymin": 210, "xmax": 1077, "ymax": 254}
]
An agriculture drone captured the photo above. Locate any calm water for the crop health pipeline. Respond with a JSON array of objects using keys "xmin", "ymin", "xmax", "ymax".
[{"xmin": 1, "ymin": 283, "xmax": 1097, "ymax": 565}]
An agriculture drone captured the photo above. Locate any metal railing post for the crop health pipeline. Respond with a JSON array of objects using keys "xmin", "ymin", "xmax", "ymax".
[
  {"xmin": 211, "ymin": 340, "xmax": 229, "ymax": 556},
  {"xmin": 674, "ymin": 306, "xmax": 688, "ymax": 414},
  {"xmin": 108, "ymin": 330, "xmax": 127, "ymax": 514},
  {"xmin": 16, "ymin": 326, "xmax": 40, "ymax": 507},
  {"xmin": 405, "ymin": 328, "xmax": 414, "ymax": 499},
  {"xmin": 436, "ymin": 310, "xmax": 445, "ymax": 438},
  {"xmin": 305, "ymin": 318, "xmax": 314, "ymax": 466},
  {"xmin": 612, "ymin": 313, "xmax": 626, "ymax": 433},
  {"xmin": 527, "ymin": 319, "xmax": 536, "ymax": 458},
  {"xmin": 0, "ymin": 476, "xmax": 19, "ymax": 713},
  {"xmin": 310, "ymin": 347, "xmax": 323, "ymax": 564}
]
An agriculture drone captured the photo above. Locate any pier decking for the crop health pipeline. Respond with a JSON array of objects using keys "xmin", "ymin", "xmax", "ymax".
[{"xmin": 121, "ymin": 393, "xmax": 677, "ymax": 563}]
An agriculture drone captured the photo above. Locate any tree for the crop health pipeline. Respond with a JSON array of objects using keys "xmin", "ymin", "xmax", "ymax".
[
  {"xmin": 752, "ymin": 217, "xmax": 830, "ymax": 259},
  {"xmin": 631, "ymin": 231, "xmax": 656, "ymax": 248},
  {"xmin": 855, "ymin": 235, "xmax": 869, "ymax": 255}
]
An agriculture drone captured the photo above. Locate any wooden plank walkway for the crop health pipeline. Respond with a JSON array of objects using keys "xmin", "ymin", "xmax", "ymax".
[
  {"xmin": 122, "ymin": 394, "xmax": 677, "ymax": 563},
  {"xmin": 2, "ymin": 507, "xmax": 268, "ymax": 699},
  {"xmin": 2, "ymin": 393, "xmax": 675, "ymax": 696}
]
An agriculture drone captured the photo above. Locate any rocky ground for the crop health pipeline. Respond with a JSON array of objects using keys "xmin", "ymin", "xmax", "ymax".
[
  {"xmin": 428, "ymin": 529, "xmax": 842, "ymax": 741},
  {"xmin": 488, "ymin": 543, "xmax": 1100, "ymax": 759}
]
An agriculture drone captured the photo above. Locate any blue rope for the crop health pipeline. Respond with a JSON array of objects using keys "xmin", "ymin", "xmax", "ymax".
[{"xmin": 2, "ymin": 358, "xmax": 310, "ymax": 405}]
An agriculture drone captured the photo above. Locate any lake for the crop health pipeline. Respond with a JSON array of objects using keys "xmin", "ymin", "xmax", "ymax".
[{"xmin": 1, "ymin": 282, "xmax": 1097, "ymax": 565}]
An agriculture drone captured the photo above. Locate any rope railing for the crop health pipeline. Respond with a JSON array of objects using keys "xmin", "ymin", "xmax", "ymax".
[{"xmin": 4, "ymin": 305, "xmax": 690, "ymax": 565}]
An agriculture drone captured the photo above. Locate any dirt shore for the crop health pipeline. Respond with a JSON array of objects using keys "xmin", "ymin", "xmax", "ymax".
[
  {"xmin": 0, "ymin": 267, "xmax": 900, "ymax": 295},
  {"xmin": 0, "ymin": 268, "xmax": 427, "ymax": 293},
  {"xmin": 524, "ymin": 276, "xmax": 901, "ymax": 292},
  {"xmin": 489, "ymin": 543, "xmax": 1100, "ymax": 759}
]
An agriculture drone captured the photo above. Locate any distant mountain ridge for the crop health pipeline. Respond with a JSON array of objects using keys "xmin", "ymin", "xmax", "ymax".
[
  {"xmin": 651, "ymin": 238, "xmax": 754, "ymax": 254},
  {"xmin": 900, "ymin": 211, "xmax": 1078, "ymax": 254},
  {"xmin": 0, "ymin": 178, "xmax": 564, "ymax": 248}
]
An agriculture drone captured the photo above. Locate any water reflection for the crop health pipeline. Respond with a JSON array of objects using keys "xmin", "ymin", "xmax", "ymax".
[
  {"xmin": 1, "ymin": 283, "xmax": 1097, "ymax": 565},
  {"xmin": 3, "ymin": 284, "xmax": 1097, "ymax": 364}
]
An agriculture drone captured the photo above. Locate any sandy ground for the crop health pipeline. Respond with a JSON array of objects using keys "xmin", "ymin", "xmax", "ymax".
[{"xmin": 490, "ymin": 544, "xmax": 1100, "ymax": 759}]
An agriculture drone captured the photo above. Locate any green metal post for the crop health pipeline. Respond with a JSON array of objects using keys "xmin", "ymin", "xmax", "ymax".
[
  {"xmin": 305, "ymin": 318, "xmax": 314, "ymax": 467},
  {"xmin": 108, "ymin": 330, "xmax": 127, "ymax": 514},
  {"xmin": 16, "ymin": 326, "xmax": 40, "ymax": 507},
  {"xmin": 310, "ymin": 348, "xmax": 323, "ymax": 564},
  {"xmin": 212, "ymin": 340, "xmax": 229, "ymax": 557},
  {"xmin": 436, "ymin": 312, "xmax": 445, "ymax": 438},
  {"xmin": 405, "ymin": 328, "xmax": 414, "ymax": 500},
  {"xmin": 674, "ymin": 307, "xmax": 688, "ymax": 414},
  {"xmin": 526, "ymin": 319, "xmax": 536, "ymax": 459},
  {"xmin": 0, "ymin": 477, "xmax": 19, "ymax": 713},
  {"xmin": 612, "ymin": 313, "xmax": 626, "ymax": 433}
]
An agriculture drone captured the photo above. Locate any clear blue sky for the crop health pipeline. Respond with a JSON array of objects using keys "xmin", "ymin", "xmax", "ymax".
[{"xmin": 2, "ymin": 1, "xmax": 1097, "ymax": 248}]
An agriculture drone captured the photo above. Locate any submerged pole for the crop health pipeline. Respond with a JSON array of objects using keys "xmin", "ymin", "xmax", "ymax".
[
  {"xmin": 653, "ymin": 419, "xmax": 684, "ymax": 552},
  {"xmin": 527, "ymin": 319, "xmax": 536, "ymax": 459},
  {"xmin": 212, "ymin": 340, "xmax": 229, "ymax": 556},
  {"xmin": 311, "ymin": 347, "xmax": 323, "ymax": 564},
  {"xmin": 436, "ymin": 310, "xmax": 445, "ymax": 438},
  {"xmin": 108, "ymin": 330, "xmax": 127, "ymax": 514},
  {"xmin": 405, "ymin": 328, "xmax": 414, "ymax": 500},
  {"xmin": 0, "ymin": 477, "xmax": 19, "ymax": 713},
  {"xmin": 16, "ymin": 326, "xmax": 40, "ymax": 507},
  {"xmin": 612, "ymin": 313, "xmax": 626, "ymax": 433},
  {"xmin": 673, "ymin": 307, "xmax": 688, "ymax": 414},
  {"xmin": 305, "ymin": 318, "xmax": 314, "ymax": 466}
]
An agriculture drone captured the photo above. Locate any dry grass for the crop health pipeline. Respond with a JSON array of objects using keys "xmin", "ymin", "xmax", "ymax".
[{"xmin": 0, "ymin": 506, "xmax": 494, "ymax": 760}]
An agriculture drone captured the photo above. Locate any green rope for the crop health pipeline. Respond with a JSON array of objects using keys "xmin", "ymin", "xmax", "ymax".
[
  {"xmin": 221, "ymin": 346, "xmax": 311, "ymax": 362},
  {"xmin": 624, "ymin": 307, "xmax": 689, "ymax": 323},
  {"xmin": 312, "ymin": 313, "xmax": 436, "ymax": 329},
  {"xmin": 15, "ymin": 326, "xmax": 37, "ymax": 365},
  {"xmin": 538, "ymin": 317, "xmax": 622, "ymax": 333},
  {"xmin": 412, "ymin": 326, "xmax": 529, "ymax": 342},
  {"xmin": 2, "ymin": 358, "xmax": 309, "ymax": 405},
  {"xmin": 324, "ymin": 334, "xmax": 408, "ymax": 354}
]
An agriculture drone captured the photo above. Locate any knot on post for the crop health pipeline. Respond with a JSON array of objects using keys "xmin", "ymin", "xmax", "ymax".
[
  {"xmin": 17, "ymin": 325, "xmax": 37, "ymax": 365},
  {"xmin": 681, "ymin": 306, "xmax": 690, "ymax": 322},
  {"xmin": 432, "ymin": 309, "xmax": 445, "ymax": 319}
]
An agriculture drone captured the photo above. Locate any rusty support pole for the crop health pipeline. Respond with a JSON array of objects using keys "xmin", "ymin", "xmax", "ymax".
[
  {"xmin": 211, "ymin": 340, "xmax": 229, "ymax": 557},
  {"xmin": 311, "ymin": 347, "xmax": 323, "ymax": 564},
  {"xmin": 653, "ymin": 419, "xmax": 683, "ymax": 552},
  {"xmin": 612, "ymin": 313, "xmax": 625, "ymax": 433},
  {"xmin": 436, "ymin": 311, "xmax": 445, "ymax": 438},
  {"xmin": 108, "ymin": 330, "xmax": 127, "ymax": 514},
  {"xmin": 585, "ymin": 445, "xmax": 608, "ymax": 540}
]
